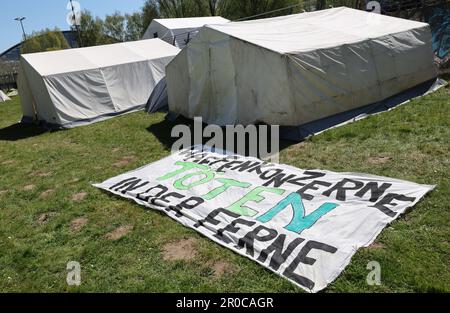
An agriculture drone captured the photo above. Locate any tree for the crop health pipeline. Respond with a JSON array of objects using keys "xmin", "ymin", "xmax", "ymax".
[
  {"xmin": 204, "ymin": 0, "xmax": 230, "ymax": 16},
  {"xmin": 104, "ymin": 12, "xmax": 126, "ymax": 42},
  {"xmin": 327, "ymin": 0, "xmax": 364, "ymax": 9},
  {"xmin": 141, "ymin": 0, "xmax": 211, "ymax": 27},
  {"xmin": 157, "ymin": 0, "xmax": 209, "ymax": 18},
  {"xmin": 20, "ymin": 28, "xmax": 70, "ymax": 54},
  {"xmin": 142, "ymin": 0, "xmax": 161, "ymax": 31},
  {"xmin": 78, "ymin": 10, "xmax": 109, "ymax": 47},
  {"xmin": 125, "ymin": 12, "xmax": 146, "ymax": 41},
  {"xmin": 78, "ymin": 9, "xmax": 149, "ymax": 46},
  {"xmin": 74, "ymin": 0, "xmax": 314, "ymax": 48},
  {"xmin": 219, "ymin": 0, "xmax": 303, "ymax": 20},
  {"xmin": 316, "ymin": 0, "xmax": 326, "ymax": 10},
  {"xmin": 20, "ymin": 37, "xmax": 40, "ymax": 54},
  {"xmin": 206, "ymin": 0, "xmax": 219, "ymax": 15}
]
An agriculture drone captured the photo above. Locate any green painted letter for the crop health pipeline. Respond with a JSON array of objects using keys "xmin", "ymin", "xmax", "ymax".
[
  {"xmin": 202, "ymin": 178, "xmax": 251, "ymax": 200},
  {"xmin": 157, "ymin": 161, "xmax": 209, "ymax": 181},
  {"xmin": 173, "ymin": 170, "xmax": 215, "ymax": 190},
  {"xmin": 226, "ymin": 186, "xmax": 285, "ymax": 217},
  {"xmin": 257, "ymin": 192, "xmax": 338, "ymax": 234}
]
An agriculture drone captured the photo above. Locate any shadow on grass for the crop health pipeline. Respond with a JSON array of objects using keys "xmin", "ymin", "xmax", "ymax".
[
  {"xmin": 146, "ymin": 116, "xmax": 295, "ymax": 156},
  {"xmin": 0, "ymin": 123, "xmax": 48, "ymax": 141},
  {"xmin": 440, "ymin": 73, "xmax": 450, "ymax": 82},
  {"xmin": 146, "ymin": 116, "xmax": 185, "ymax": 150}
]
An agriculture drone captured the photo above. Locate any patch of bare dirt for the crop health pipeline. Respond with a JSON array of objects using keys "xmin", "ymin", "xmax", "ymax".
[
  {"xmin": 36, "ymin": 212, "xmax": 57, "ymax": 225},
  {"xmin": 162, "ymin": 238, "xmax": 198, "ymax": 261},
  {"xmin": 40, "ymin": 189, "xmax": 55, "ymax": 199},
  {"xmin": 1, "ymin": 160, "xmax": 15, "ymax": 165},
  {"xmin": 70, "ymin": 217, "xmax": 89, "ymax": 232},
  {"xmin": 368, "ymin": 242, "xmax": 385, "ymax": 249},
  {"xmin": 0, "ymin": 190, "xmax": 9, "ymax": 196},
  {"xmin": 112, "ymin": 147, "xmax": 121, "ymax": 153},
  {"xmin": 209, "ymin": 260, "xmax": 235, "ymax": 279},
  {"xmin": 368, "ymin": 156, "xmax": 392, "ymax": 165},
  {"xmin": 294, "ymin": 141, "xmax": 310, "ymax": 149},
  {"xmin": 23, "ymin": 185, "xmax": 36, "ymax": 191},
  {"xmin": 113, "ymin": 156, "xmax": 137, "ymax": 168},
  {"xmin": 105, "ymin": 225, "xmax": 134, "ymax": 241},
  {"xmin": 38, "ymin": 172, "xmax": 53, "ymax": 177},
  {"xmin": 72, "ymin": 192, "xmax": 88, "ymax": 202}
]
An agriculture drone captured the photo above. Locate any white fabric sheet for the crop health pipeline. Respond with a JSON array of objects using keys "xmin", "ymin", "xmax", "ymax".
[
  {"xmin": 0, "ymin": 90, "xmax": 11, "ymax": 102},
  {"xmin": 95, "ymin": 148, "xmax": 434, "ymax": 292}
]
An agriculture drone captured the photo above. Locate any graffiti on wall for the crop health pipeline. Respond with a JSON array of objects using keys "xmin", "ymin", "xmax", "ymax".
[{"xmin": 424, "ymin": 5, "xmax": 450, "ymax": 68}]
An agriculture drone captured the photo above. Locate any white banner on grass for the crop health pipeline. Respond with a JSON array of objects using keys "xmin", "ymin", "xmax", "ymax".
[{"xmin": 94, "ymin": 148, "xmax": 434, "ymax": 292}]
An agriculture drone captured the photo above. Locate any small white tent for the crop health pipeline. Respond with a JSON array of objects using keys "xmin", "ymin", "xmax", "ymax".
[
  {"xmin": 0, "ymin": 90, "xmax": 11, "ymax": 102},
  {"xmin": 142, "ymin": 16, "xmax": 230, "ymax": 48},
  {"xmin": 18, "ymin": 39, "xmax": 180, "ymax": 128},
  {"xmin": 167, "ymin": 7, "xmax": 437, "ymax": 126}
]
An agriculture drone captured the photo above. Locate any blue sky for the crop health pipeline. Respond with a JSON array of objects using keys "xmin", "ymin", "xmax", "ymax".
[{"xmin": 1, "ymin": 0, "xmax": 146, "ymax": 53}]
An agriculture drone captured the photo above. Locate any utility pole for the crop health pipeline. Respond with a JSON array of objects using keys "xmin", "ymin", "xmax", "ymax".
[
  {"xmin": 69, "ymin": 0, "xmax": 82, "ymax": 47},
  {"xmin": 14, "ymin": 17, "xmax": 27, "ymax": 41}
]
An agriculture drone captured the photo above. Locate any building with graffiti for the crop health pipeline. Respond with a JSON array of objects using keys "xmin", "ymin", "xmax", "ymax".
[{"xmin": 378, "ymin": 0, "xmax": 449, "ymax": 71}]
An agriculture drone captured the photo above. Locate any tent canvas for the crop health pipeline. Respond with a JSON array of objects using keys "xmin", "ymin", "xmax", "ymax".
[
  {"xmin": 280, "ymin": 78, "xmax": 446, "ymax": 141},
  {"xmin": 167, "ymin": 7, "xmax": 437, "ymax": 126},
  {"xmin": 0, "ymin": 90, "xmax": 11, "ymax": 102},
  {"xmin": 142, "ymin": 16, "xmax": 230, "ymax": 48},
  {"xmin": 18, "ymin": 38, "xmax": 180, "ymax": 128},
  {"xmin": 146, "ymin": 77, "xmax": 168, "ymax": 113}
]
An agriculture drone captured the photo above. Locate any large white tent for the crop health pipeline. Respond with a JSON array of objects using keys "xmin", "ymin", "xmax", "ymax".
[
  {"xmin": 18, "ymin": 39, "xmax": 180, "ymax": 128},
  {"xmin": 167, "ymin": 7, "xmax": 437, "ymax": 126},
  {"xmin": 142, "ymin": 16, "xmax": 230, "ymax": 48},
  {"xmin": 0, "ymin": 90, "xmax": 11, "ymax": 102}
]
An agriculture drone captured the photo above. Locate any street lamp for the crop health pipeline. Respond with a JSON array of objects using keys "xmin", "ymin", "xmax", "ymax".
[{"xmin": 14, "ymin": 17, "xmax": 27, "ymax": 41}]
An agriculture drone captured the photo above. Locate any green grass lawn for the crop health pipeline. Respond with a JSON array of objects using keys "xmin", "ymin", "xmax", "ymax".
[{"xmin": 0, "ymin": 83, "xmax": 449, "ymax": 293}]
